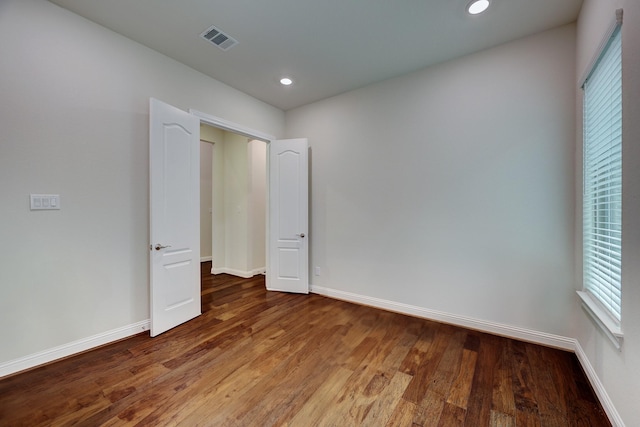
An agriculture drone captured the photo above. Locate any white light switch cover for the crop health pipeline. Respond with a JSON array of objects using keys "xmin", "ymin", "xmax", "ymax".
[{"xmin": 30, "ymin": 194, "xmax": 61, "ymax": 210}]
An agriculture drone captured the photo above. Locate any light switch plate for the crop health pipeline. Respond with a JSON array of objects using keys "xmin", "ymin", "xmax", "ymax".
[{"xmin": 30, "ymin": 194, "xmax": 61, "ymax": 210}]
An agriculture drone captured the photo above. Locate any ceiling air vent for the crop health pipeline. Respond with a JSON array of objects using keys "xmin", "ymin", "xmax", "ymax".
[{"xmin": 200, "ymin": 25, "xmax": 238, "ymax": 51}]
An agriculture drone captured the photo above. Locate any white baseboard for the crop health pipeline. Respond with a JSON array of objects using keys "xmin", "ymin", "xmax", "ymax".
[
  {"xmin": 0, "ymin": 320, "xmax": 150, "ymax": 379},
  {"xmin": 252, "ymin": 267, "xmax": 266, "ymax": 276},
  {"xmin": 573, "ymin": 341, "xmax": 625, "ymax": 427},
  {"xmin": 211, "ymin": 267, "xmax": 265, "ymax": 278},
  {"xmin": 200, "ymin": 256, "xmax": 212, "ymax": 263},
  {"xmin": 311, "ymin": 285, "xmax": 574, "ymax": 350}
]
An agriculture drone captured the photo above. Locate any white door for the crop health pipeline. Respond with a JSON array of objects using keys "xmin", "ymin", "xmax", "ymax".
[
  {"xmin": 267, "ymin": 138, "xmax": 309, "ymax": 293},
  {"xmin": 149, "ymin": 98, "xmax": 201, "ymax": 336}
]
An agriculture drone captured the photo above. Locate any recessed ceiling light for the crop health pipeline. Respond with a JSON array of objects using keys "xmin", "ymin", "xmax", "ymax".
[
  {"xmin": 280, "ymin": 77, "xmax": 293, "ymax": 86},
  {"xmin": 467, "ymin": 0, "xmax": 490, "ymax": 15}
]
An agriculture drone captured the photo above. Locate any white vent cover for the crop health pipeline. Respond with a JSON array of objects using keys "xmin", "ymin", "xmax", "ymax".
[{"xmin": 200, "ymin": 25, "xmax": 238, "ymax": 51}]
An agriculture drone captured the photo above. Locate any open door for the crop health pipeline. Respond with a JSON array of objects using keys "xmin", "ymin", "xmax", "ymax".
[
  {"xmin": 267, "ymin": 138, "xmax": 309, "ymax": 293},
  {"xmin": 149, "ymin": 98, "xmax": 201, "ymax": 336}
]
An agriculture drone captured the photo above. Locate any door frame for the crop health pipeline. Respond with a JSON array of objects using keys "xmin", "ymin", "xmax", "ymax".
[{"xmin": 189, "ymin": 109, "xmax": 276, "ymax": 286}]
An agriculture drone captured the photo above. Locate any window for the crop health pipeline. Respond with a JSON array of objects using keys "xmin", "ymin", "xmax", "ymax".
[{"xmin": 582, "ymin": 24, "xmax": 622, "ymax": 329}]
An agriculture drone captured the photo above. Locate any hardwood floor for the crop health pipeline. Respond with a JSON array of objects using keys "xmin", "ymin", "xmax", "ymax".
[{"xmin": 0, "ymin": 262, "xmax": 610, "ymax": 426}]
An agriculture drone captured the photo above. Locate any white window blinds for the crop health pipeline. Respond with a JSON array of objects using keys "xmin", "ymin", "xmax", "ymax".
[{"xmin": 583, "ymin": 26, "xmax": 622, "ymax": 322}]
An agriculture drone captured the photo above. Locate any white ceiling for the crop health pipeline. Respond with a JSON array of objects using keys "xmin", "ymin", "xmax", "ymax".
[{"xmin": 48, "ymin": 0, "xmax": 583, "ymax": 111}]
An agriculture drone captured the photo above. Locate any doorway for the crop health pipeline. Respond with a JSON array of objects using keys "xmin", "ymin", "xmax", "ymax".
[
  {"xmin": 189, "ymin": 108, "xmax": 310, "ymax": 294},
  {"xmin": 150, "ymin": 100, "xmax": 309, "ymax": 336},
  {"xmin": 200, "ymin": 124, "xmax": 267, "ymax": 279}
]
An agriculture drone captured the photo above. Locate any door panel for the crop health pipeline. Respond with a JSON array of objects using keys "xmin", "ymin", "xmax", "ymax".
[
  {"xmin": 267, "ymin": 138, "xmax": 309, "ymax": 293},
  {"xmin": 150, "ymin": 98, "xmax": 201, "ymax": 337}
]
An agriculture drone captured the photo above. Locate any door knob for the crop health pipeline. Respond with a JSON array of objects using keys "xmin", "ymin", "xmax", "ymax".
[
  {"xmin": 155, "ymin": 244, "xmax": 171, "ymax": 250},
  {"xmin": 296, "ymin": 233, "xmax": 305, "ymax": 238}
]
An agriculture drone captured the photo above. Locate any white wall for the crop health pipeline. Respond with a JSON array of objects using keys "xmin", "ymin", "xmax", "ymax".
[
  {"xmin": 574, "ymin": 0, "xmax": 640, "ymax": 424},
  {"xmin": 200, "ymin": 124, "xmax": 226, "ymax": 264},
  {"xmin": 223, "ymin": 133, "xmax": 250, "ymax": 273},
  {"xmin": 200, "ymin": 140, "xmax": 214, "ymax": 260},
  {"xmin": 0, "ymin": 0, "xmax": 284, "ymax": 366},
  {"xmin": 203, "ymin": 126, "xmax": 227, "ymax": 272},
  {"xmin": 249, "ymin": 140, "xmax": 267, "ymax": 272},
  {"xmin": 286, "ymin": 25, "xmax": 577, "ymax": 336}
]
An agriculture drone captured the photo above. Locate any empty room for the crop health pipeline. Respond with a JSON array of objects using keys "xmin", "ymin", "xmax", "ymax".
[{"xmin": 0, "ymin": 0, "xmax": 638, "ymax": 425}]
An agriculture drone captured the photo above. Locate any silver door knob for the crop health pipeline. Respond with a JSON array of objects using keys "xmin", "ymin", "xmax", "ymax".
[
  {"xmin": 155, "ymin": 244, "xmax": 171, "ymax": 250},
  {"xmin": 296, "ymin": 233, "xmax": 305, "ymax": 238}
]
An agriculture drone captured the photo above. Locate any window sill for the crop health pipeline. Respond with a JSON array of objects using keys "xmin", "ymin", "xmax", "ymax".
[{"xmin": 577, "ymin": 291, "xmax": 624, "ymax": 350}]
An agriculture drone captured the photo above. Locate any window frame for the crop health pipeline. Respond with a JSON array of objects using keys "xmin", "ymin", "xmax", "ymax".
[{"xmin": 578, "ymin": 10, "xmax": 624, "ymax": 349}]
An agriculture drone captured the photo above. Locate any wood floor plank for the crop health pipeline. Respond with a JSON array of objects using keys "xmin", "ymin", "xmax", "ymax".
[
  {"xmin": 437, "ymin": 401, "xmax": 467, "ymax": 426},
  {"xmin": 490, "ymin": 409, "xmax": 516, "ymax": 427},
  {"xmin": 550, "ymin": 347, "xmax": 610, "ymax": 426},
  {"xmin": 134, "ymin": 301, "xmax": 344, "ymax": 426},
  {"xmin": 285, "ymin": 366, "xmax": 355, "ymax": 426},
  {"xmin": 385, "ymin": 398, "xmax": 419, "ymax": 427},
  {"xmin": 410, "ymin": 331, "xmax": 469, "ymax": 425},
  {"xmin": 0, "ymin": 263, "xmax": 612, "ymax": 427},
  {"xmin": 398, "ymin": 325, "xmax": 436, "ymax": 376},
  {"xmin": 414, "ymin": 390, "xmax": 446, "ymax": 427},
  {"xmin": 509, "ymin": 340, "xmax": 542, "ymax": 424},
  {"xmin": 525, "ymin": 342, "xmax": 569, "ymax": 426},
  {"xmin": 464, "ymin": 333, "xmax": 500, "ymax": 426},
  {"xmin": 426, "ymin": 330, "xmax": 467, "ymax": 399},
  {"xmin": 219, "ymin": 326, "xmax": 351, "ymax": 426},
  {"xmin": 317, "ymin": 319, "xmax": 414, "ymax": 426},
  {"xmin": 360, "ymin": 371, "xmax": 413, "ymax": 427},
  {"xmin": 185, "ymin": 302, "xmax": 360, "ymax": 425},
  {"xmin": 80, "ymin": 286, "xmax": 327, "ymax": 425},
  {"xmin": 447, "ymin": 348, "xmax": 478, "ymax": 409},
  {"xmin": 402, "ymin": 324, "xmax": 453, "ymax": 404},
  {"xmin": 490, "ymin": 340, "xmax": 517, "ymax": 417}
]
